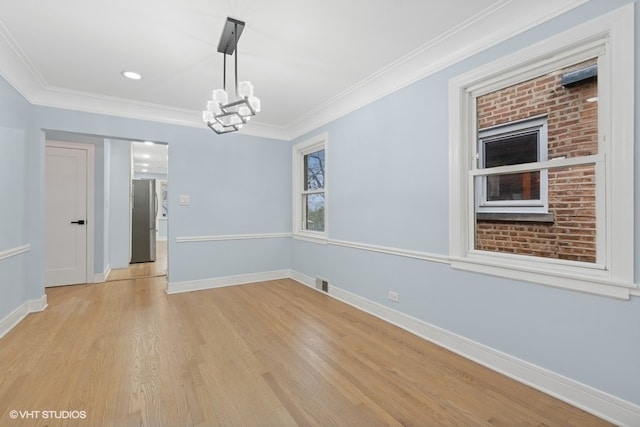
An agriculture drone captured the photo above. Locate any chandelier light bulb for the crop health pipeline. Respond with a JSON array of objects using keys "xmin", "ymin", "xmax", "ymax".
[
  {"xmin": 202, "ymin": 110, "xmax": 214, "ymax": 123},
  {"xmin": 238, "ymin": 81, "xmax": 253, "ymax": 99},
  {"xmin": 249, "ymin": 97, "xmax": 261, "ymax": 113},
  {"xmin": 213, "ymin": 89, "xmax": 228, "ymax": 105}
]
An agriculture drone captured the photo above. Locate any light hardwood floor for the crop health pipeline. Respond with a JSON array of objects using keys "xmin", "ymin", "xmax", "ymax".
[
  {"xmin": 0, "ymin": 275, "xmax": 610, "ymax": 426},
  {"xmin": 106, "ymin": 240, "xmax": 167, "ymax": 282}
]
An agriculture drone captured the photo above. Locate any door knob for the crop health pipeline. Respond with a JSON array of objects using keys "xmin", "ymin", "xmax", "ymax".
[{"xmin": 70, "ymin": 220, "xmax": 85, "ymax": 225}]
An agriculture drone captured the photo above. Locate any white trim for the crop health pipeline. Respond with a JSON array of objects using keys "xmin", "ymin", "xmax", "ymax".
[
  {"xmin": 0, "ymin": 294, "xmax": 47, "ymax": 340},
  {"xmin": 93, "ymin": 264, "xmax": 111, "ymax": 283},
  {"xmin": 292, "ymin": 234, "xmax": 328, "ymax": 245},
  {"xmin": 289, "ymin": 271, "xmax": 639, "ymax": 426},
  {"xmin": 448, "ymin": 4, "xmax": 635, "ymax": 297},
  {"xmin": 0, "ymin": 244, "xmax": 30, "ymax": 261},
  {"xmin": 468, "ymin": 154, "xmax": 603, "ymax": 176},
  {"xmin": 289, "ymin": 270, "xmax": 316, "ymax": 288},
  {"xmin": 45, "ymin": 141, "xmax": 95, "ymax": 286},
  {"xmin": 329, "ymin": 239, "xmax": 450, "ymax": 264},
  {"xmin": 166, "ymin": 270, "xmax": 290, "ymax": 295},
  {"xmin": 175, "ymin": 232, "xmax": 291, "ymax": 243},
  {"xmin": 284, "ymin": 1, "xmax": 590, "ymax": 140}
]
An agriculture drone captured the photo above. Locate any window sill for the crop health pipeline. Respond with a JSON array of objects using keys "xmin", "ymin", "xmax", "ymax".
[
  {"xmin": 450, "ymin": 254, "xmax": 635, "ymax": 300},
  {"xmin": 292, "ymin": 232, "xmax": 328, "ymax": 244},
  {"xmin": 476, "ymin": 212, "xmax": 554, "ymax": 223}
]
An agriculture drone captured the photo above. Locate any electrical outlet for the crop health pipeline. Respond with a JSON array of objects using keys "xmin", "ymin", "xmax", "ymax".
[{"xmin": 388, "ymin": 291, "xmax": 399, "ymax": 302}]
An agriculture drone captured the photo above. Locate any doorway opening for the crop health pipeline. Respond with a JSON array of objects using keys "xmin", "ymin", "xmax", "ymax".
[
  {"xmin": 43, "ymin": 130, "xmax": 170, "ymax": 286},
  {"xmin": 108, "ymin": 140, "xmax": 169, "ymax": 282}
]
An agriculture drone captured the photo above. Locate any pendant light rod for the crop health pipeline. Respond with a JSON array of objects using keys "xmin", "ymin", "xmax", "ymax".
[
  {"xmin": 234, "ymin": 21, "xmax": 239, "ymax": 98},
  {"xmin": 223, "ymin": 50, "xmax": 226, "ymax": 92}
]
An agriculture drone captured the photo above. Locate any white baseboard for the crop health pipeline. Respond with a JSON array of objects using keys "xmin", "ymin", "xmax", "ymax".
[
  {"xmin": 290, "ymin": 270, "xmax": 640, "ymax": 427},
  {"xmin": 0, "ymin": 294, "xmax": 48, "ymax": 340},
  {"xmin": 167, "ymin": 269, "xmax": 291, "ymax": 295},
  {"xmin": 93, "ymin": 265, "xmax": 111, "ymax": 283}
]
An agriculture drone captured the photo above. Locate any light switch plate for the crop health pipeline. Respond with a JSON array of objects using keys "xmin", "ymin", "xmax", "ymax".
[{"xmin": 179, "ymin": 195, "xmax": 191, "ymax": 205}]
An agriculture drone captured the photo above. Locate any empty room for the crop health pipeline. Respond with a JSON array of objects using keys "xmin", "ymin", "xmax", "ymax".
[{"xmin": 0, "ymin": 0, "xmax": 639, "ymax": 425}]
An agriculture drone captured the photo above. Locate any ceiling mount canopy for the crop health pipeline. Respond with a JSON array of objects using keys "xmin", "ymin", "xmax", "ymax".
[
  {"xmin": 202, "ymin": 17, "xmax": 261, "ymax": 135},
  {"xmin": 217, "ymin": 17, "xmax": 245, "ymax": 55}
]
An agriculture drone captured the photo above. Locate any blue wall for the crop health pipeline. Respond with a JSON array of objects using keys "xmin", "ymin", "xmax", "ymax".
[
  {"xmin": 0, "ymin": 76, "xmax": 30, "ymax": 322},
  {"xmin": 28, "ymin": 105, "xmax": 291, "ymax": 290},
  {"xmin": 290, "ymin": 0, "xmax": 640, "ymax": 405},
  {"xmin": 109, "ymin": 139, "xmax": 131, "ymax": 269}
]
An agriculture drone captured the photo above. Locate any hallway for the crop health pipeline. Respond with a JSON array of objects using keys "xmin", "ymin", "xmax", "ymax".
[{"xmin": 107, "ymin": 240, "xmax": 167, "ymax": 282}]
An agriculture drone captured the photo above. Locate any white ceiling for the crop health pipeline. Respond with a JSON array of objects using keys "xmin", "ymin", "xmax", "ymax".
[{"xmin": 0, "ymin": 0, "xmax": 586, "ymax": 140}]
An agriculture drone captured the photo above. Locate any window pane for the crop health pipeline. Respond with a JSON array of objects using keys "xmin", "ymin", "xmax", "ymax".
[
  {"xmin": 303, "ymin": 193, "xmax": 324, "ymax": 232},
  {"xmin": 484, "ymin": 133, "xmax": 538, "ymax": 167},
  {"xmin": 475, "ymin": 164, "xmax": 596, "ymax": 263},
  {"xmin": 304, "ymin": 149, "xmax": 324, "ymax": 190},
  {"xmin": 487, "ymin": 171, "xmax": 540, "ymax": 201}
]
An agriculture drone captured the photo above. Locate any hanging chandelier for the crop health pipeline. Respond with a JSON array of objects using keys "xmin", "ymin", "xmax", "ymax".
[{"xmin": 202, "ymin": 17, "xmax": 261, "ymax": 134}]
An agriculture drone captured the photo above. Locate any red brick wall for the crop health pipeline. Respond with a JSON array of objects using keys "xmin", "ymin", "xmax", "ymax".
[{"xmin": 475, "ymin": 59, "xmax": 597, "ymax": 263}]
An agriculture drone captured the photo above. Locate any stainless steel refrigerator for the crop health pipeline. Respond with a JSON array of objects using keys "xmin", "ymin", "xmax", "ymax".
[{"xmin": 131, "ymin": 179, "xmax": 157, "ymax": 263}]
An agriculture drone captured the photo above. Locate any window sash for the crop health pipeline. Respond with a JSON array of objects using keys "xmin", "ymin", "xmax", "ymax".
[
  {"xmin": 469, "ymin": 154, "xmax": 602, "ymax": 177},
  {"xmin": 476, "ymin": 117, "xmax": 548, "ymax": 212}
]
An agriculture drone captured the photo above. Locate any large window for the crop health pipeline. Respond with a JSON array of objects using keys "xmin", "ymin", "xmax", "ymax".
[
  {"xmin": 293, "ymin": 133, "xmax": 327, "ymax": 239},
  {"xmin": 449, "ymin": 5, "xmax": 635, "ymax": 298}
]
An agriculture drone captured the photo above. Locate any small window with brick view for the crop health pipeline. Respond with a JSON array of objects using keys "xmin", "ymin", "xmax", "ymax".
[
  {"xmin": 473, "ymin": 58, "xmax": 599, "ymax": 263},
  {"xmin": 476, "ymin": 116, "xmax": 548, "ymax": 215}
]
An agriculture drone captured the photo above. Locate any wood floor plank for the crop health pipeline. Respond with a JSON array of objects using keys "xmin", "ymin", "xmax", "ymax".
[{"xmin": 0, "ymin": 276, "xmax": 612, "ymax": 426}]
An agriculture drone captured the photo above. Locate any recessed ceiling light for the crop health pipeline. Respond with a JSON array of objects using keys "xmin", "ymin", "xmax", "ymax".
[
  {"xmin": 144, "ymin": 141, "xmax": 154, "ymax": 145},
  {"xmin": 141, "ymin": 163, "xmax": 149, "ymax": 167},
  {"xmin": 122, "ymin": 71, "xmax": 142, "ymax": 80},
  {"xmin": 141, "ymin": 169, "xmax": 148, "ymax": 173},
  {"xmin": 142, "ymin": 154, "xmax": 151, "ymax": 159}
]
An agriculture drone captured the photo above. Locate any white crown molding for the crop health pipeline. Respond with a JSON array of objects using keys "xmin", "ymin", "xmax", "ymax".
[
  {"xmin": 0, "ymin": 2, "xmax": 587, "ymax": 142},
  {"xmin": 285, "ymin": 0, "xmax": 590, "ymax": 140}
]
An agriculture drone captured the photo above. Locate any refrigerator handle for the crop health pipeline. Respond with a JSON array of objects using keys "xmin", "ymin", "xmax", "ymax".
[{"xmin": 154, "ymin": 192, "xmax": 158, "ymax": 219}]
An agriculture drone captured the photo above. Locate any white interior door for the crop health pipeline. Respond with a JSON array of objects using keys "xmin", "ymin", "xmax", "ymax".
[{"xmin": 46, "ymin": 146, "xmax": 88, "ymax": 286}]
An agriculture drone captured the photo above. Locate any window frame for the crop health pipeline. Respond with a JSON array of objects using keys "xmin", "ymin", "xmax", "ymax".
[
  {"xmin": 448, "ymin": 4, "xmax": 635, "ymax": 299},
  {"xmin": 292, "ymin": 133, "xmax": 328, "ymax": 241},
  {"xmin": 476, "ymin": 116, "xmax": 549, "ymax": 214}
]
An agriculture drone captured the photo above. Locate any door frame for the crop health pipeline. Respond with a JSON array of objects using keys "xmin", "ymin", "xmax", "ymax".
[{"xmin": 45, "ymin": 140, "xmax": 95, "ymax": 284}]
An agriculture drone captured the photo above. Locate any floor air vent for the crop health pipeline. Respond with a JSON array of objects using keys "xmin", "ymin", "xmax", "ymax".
[{"xmin": 315, "ymin": 277, "xmax": 329, "ymax": 293}]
